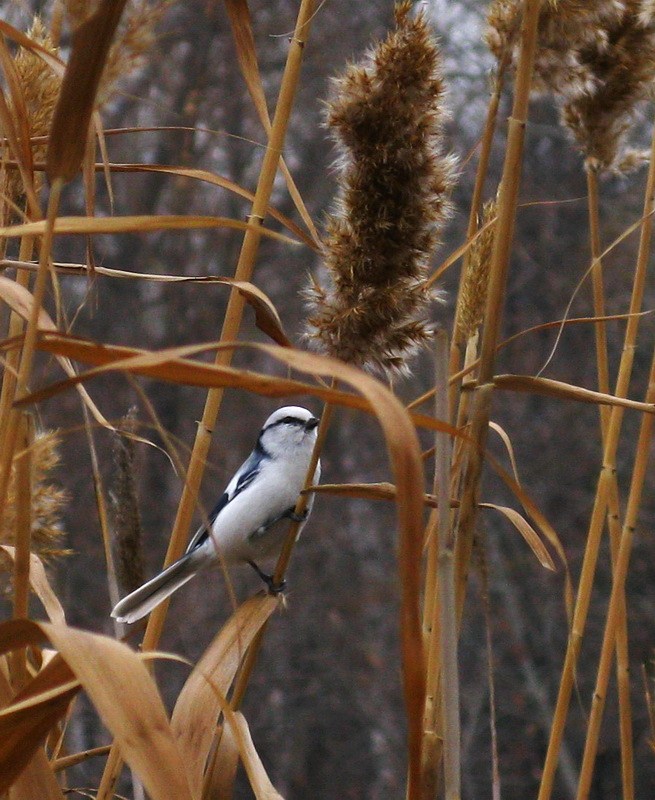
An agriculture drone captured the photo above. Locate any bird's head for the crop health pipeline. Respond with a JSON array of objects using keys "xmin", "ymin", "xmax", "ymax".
[{"xmin": 257, "ymin": 406, "xmax": 320, "ymax": 458}]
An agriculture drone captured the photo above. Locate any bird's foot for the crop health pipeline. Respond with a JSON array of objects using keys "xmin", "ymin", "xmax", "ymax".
[
  {"xmin": 248, "ymin": 560, "xmax": 286, "ymax": 595},
  {"xmin": 286, "ymin": 507, "xmax": 309, "ymax": 524}
]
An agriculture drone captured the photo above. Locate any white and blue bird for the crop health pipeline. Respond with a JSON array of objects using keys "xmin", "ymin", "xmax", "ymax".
[{"xmin": 111, "ymin": 406, "xmax": 321, "ymax": 624}]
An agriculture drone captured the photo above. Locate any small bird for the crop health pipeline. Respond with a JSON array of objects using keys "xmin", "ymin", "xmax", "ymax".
[{"xmin": 111, "ymin": 406, "xmax": 321, "ymax": 624}]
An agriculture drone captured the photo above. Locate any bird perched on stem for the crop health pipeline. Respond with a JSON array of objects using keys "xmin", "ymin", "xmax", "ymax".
[{"xmin": 112, "ymin": 406, "xmax": 321, "ymax": 624}]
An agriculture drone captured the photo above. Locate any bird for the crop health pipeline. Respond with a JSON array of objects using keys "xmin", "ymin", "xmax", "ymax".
[{"xmin": 111, "ymin": 406, "xmax": 321, "ymax": 624}]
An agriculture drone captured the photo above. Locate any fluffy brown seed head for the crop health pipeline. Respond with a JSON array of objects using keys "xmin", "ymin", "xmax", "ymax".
[
  {"xmin": 486, "ymin": 0, "xmax": 627, "ymax": 99},
  {"xmin": 562, "ymin": 2, "xmax": 655, "ymax": 171},
  {"xmin": 306, "ymin": 1, "xmax": 456, "ymax": 375}
]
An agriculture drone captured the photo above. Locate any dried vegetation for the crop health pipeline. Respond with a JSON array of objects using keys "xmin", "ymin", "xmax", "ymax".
[{"xmin": 0, "ymin": 0, "xmax": 654, "ymax": 799}]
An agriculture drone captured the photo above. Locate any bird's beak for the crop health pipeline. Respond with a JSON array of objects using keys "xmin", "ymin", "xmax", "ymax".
[{"xmin": 305, "ymin": 417, "xmax": 320, "ymax": 430}]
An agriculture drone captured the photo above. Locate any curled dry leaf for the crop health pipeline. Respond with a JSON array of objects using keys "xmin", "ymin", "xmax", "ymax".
[
  {"xmin": 480, "ymin": 503, "xmax": 555, "ymax": 570},
  {"xmin": 0, "ymin": 618, "xmax": 193, "ymax": 800},
  {"xmin": 171, "ymin": 593, "xmax": 278, "ymax": 797},
  {"xmin": 487, "ymin": 453, "xmax": 574, "ymax": 620},
  {"xmin": 229, "ymin": 711, "xmax": 284, "ymax": 800},
  {"xmin": 0, "ymin": 666, "xmax": 65, "ymax": 800}
]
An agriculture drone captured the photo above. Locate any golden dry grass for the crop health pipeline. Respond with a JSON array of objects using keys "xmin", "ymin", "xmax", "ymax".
[{"xmin": 0, "ymin": 1, "xmax": 654, "ymax": 799}]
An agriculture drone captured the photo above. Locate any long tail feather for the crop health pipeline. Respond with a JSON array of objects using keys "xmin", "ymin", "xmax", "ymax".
[{"xmin": 111, "ymin": 551, "xmax": 201, "ymax": 624}]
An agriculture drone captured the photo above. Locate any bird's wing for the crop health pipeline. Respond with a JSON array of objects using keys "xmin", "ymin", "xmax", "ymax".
[{"xmin": 185, "ymin": 449, "xmax": 263, "ymax": 553}]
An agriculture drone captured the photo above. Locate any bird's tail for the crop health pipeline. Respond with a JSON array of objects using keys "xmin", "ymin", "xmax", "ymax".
[{"xmin": 111, "ymin": 551, "xmax": 202, "ymax": 624}]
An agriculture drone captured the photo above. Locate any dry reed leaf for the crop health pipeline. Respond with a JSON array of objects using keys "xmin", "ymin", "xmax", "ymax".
[
  {"xmin": 0, "ymin": 214, "xmax": 300, "ymax": 245},
  {"xmin": 0, "ymin": 269, "xmax": 290, "ymax": 346},
  {"xmin": 6, "ymin": 748, "xmax": 64, "ymax": 800},
  {"xmin": 488, "ymin": 421, "xmax": 521, "ymax": 486},
  {"xmin": 308, "ymin": 481, "xmax": 440, "ymax": 509},
  {"xmin": 20, "ymin": 335, "xmax": 465, "ymax": 441},
  {"xmin": 46, "ymin": 0, "xmax": 129, "ymax": 182},
  {"xmin": 171, "ymin": 593, "xmax": 278, "ymax": 797},
  {"xmin": 0, "ymin": 666, "xmax": 65, "ymax": 800},
  {"xmin": 85, "ymin": 162, "xmax": 318, "ymax": 250},
  {"xmin": 493, "ymin": 373, "xmax": 655, "ymax": 414},
  {"xmin": 18, "ymin": 334, "xmax": 368, "ymax": 410},
  {"xmin": 0, "ymin": 618, "xmax": 193, "ymax": 800},
  {"xmin": 0, "ymin": 547, "xmax": 65, "ymax": 624},
  {"xmin": 0, "ymin": 276, "xmax": 110, "ymax": 429},
  {"xmin": 480, "ymin": 503, "xmax": 555, "ymax": 570},
  {"xmin": 230, "ymin": 711, "xmax": 284, "ymax": 800},
  {"xmin": 215, "ymin": 279, "xmax": 291, "ymax": 347},
  {"xmin": 0, "ymin": 641, "xmax": 78, "ymax": 794},
  {"xmin": 203, "ymin": 722, "xmax": 239, "ymax": 800},
  {"xmin": 224, "ymin": 0, "xmax": 269, "ymax": 127},
  {"xmin": 0, "ymin": 83, "xmax": 40, "ymax": 217},
  {"xmin": 488, "ymin": 454, "xmax": 574, "ymax": 618}
]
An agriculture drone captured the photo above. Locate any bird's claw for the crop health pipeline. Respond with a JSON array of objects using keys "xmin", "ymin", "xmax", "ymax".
[
  {"xmin": 248, "ymin": 560, "xmax": 286, "ymax": 595},
  {"xmin": 287, "ymin": 508, "xmax": 309, "ymax": 523}
]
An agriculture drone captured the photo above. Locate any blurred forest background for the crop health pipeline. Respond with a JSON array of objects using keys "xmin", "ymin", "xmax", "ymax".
[{"xmin": 1, "ymin": 0, "xmax": 655, "ymax": 798}]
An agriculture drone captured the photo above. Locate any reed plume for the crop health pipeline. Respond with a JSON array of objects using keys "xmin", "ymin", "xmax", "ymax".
[
  {"xmin": 561, "ymin": 2, "xmax": 655, "ymax": 172},
  {"xmin": 455, "ymin": 200, "xmax": 496, "ymax": 342},
  {"xmin": 0, "ymin": 430, "xmax": 69, "ymax": 588},
  {"xmin": 487, "ymin": 1, "xmax": 655, "ymax": 173},
  {"xmin": 486, "ymin": 0, "xmax": 626, "ymax": 99},
  {"xmin": 2, "ymin": 16, "xmax": 61, "ymax": 212},
  {"xmin": 109, "ymin": 409, "xmax": 145, "ymax": 596},
  {"xmin": 306, "ymin": 1, "xmax": 456, "ymax": 375}
]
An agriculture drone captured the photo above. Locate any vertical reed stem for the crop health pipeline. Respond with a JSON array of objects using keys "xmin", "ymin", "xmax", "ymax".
[
  {"xmin": 97, "ymin": 4, "xmax": 315, "ymax": 794},
  {"xmin": 575, "ymin": 341, "xmax": 655, "ymax": 798},
  {"xmin": 453, "ymin": 0, "xmax": 542, "ymax": 619},
  {"xmin": 10, "ymin": 413, "xmax": 33, "ymax": 689},
  {"xmin": 586, "ymin": 158, "xmax": 635, "ymax": 800},
  {"xmin": 140, "ymin": 0, "xmax": 316, "ymax": 655},
  {"xmin": 538, "ymin": 112, "xmax": 655, "ymax": 800},
  {"xmin": 435, "ymin": 332, "xmax": 460, "ymax": 800}
]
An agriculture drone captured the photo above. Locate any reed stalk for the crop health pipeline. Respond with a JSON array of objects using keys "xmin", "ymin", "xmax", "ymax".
[
  {"xmin": 0, "ymin": 178, "xmax": 61, "ymax": 531},
  {"xmin": 139, "ymin": 0, "xmax": 316, "ymax": 655},
  {"xmin": 97, "ymin": 3, "xmax": 315, "ymax": 794},
  {"xmin": 9, "ymin": 413, "xmax": 32, "ymax": 689},
  {"xmin": 421, "ymin": 332, "xmax": 449, "ymax": 799},
  {"xmin": 538, "ymin": 110, "xmax": 655, "ymax": 800},
  {"xmin": 586, "ymin": 159, "xmax": 635, "ymax": 800},
  {"xmin": 452, "ymin": 0, "xmax": 542, "ymax": 621},
  {"xmin": 575, "ymin": 341, "xmax": 655, "ymax": 798},
  {"xmin": 435, "ymin": 332, "xmax": 460, "ymax": 800},
  {"xmin": 448, "ymin": 57, "xmax": 509, "ymax": 421}
]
